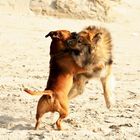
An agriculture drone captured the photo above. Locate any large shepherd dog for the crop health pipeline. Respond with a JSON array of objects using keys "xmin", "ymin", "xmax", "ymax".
[{"xmin": 68, "ymin": 26, "xmax": 115, "ymax": 109}]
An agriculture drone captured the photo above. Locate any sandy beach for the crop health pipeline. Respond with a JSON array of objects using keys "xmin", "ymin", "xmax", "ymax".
[{"xmin": 0, "ymin": 0, "xmax": 140, "ymax": 139}]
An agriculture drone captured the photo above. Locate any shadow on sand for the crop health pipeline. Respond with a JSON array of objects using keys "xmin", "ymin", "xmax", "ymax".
[{"xmin": 0, "ymin": 115, "xmax": 34, "ymax": 130}]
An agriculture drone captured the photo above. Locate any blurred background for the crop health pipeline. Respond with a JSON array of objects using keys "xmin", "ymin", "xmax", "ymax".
[{"xmin": 0, "ymin": 0, "xmax": 122, "ymax": 21}]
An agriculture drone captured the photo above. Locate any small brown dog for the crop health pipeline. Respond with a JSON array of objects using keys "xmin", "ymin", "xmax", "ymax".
[
  {"xmin": 24, "ymin": 31, "xmax": 94, "ymax": 130},
  {"xmin": 68, "ymin": 26, "xmax": 115, "ymax": 109}
]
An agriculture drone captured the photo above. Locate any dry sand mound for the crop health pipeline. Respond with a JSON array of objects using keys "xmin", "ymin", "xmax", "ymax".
[
  {"xmin": 0, "ymin": 0, "xmax": 120, "ymax": 21},
  {"xmin": 0, "ymin": 0, "xmax": 31, "ymax": 15},
  {"xmin": 30, "ymin": 0, "xmax": 110, "ymax": 21}
]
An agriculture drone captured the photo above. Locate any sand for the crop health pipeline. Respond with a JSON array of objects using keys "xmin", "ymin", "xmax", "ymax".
[{"xmin": 0, "ymin": 0, "xmax": 140, "ymax": 139}]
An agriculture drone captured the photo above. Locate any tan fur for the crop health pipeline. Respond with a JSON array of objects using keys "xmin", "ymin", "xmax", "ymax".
[
  {"xmin": 68, "ymin": 26, "xmax": 115, "ymax": 108},
  {"xmin": 79, "ymin": 26, "xmax": 112, "ymax": 65}
]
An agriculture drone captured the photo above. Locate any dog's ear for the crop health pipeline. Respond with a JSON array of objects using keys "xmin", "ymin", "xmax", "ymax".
[
  {"xmin": 45, "ymin": 30, "xmax": 70, "ymax": 40},
  {"xmin": 45, "ymin": 31, "xmax": 60, "ymax": 39},
  {"xmin": 92, "ymin": 32, "xmax": 102, "ymax": 44}
]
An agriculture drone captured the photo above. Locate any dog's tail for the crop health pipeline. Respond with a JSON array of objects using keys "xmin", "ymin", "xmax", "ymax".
[
  {"xmin": 24, "ymin": 88, "xmax": 53, "ymax": 96},
  {"xmin": 24, "ymin": 88, "xmax": 54, "ymax": 102}
]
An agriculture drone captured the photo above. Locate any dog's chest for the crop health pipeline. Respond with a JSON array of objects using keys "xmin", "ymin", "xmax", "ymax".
[{"xmin": 83, "ymin": 67, "xmax": 106, "ymax": 79}]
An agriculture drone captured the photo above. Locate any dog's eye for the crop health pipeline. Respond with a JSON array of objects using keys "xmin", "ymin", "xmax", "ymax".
[
  {"xmin": 67, "ymin": 39, "xmax": 75, "ymax": 47},
  {"xmin": 78, "ymin": 38, "xmax": 83, "ymax": 44},
  {"xmin": 78, "ymin": 40, "xmax": 81, "ymax": 43},
  {"xmin": 77, "ymin": 36, "xmax": 83, "ymax": 44}
]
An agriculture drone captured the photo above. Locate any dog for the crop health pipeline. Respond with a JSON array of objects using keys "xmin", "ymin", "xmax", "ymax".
[
  {"xmin": 24, "ymin": 31, "xmax": 95, "ymax": 130},
  {"xmin": 67, "ymin": 26, "xmax": 115, "ymax": 109}
]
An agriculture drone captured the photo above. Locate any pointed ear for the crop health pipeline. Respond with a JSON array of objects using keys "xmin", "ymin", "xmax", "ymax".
[{"xmin": 92, "ymin": 32, "xmax": 102, "ymax": 44}]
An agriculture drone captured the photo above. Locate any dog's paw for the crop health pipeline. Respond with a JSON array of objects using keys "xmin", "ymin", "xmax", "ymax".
[{"xmin": 106, "ymin": 94, "xmax": 116, "ymax": 109}]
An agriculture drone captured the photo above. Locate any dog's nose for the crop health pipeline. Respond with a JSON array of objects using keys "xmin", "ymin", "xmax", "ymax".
[{"xmin": 71, "ymin": 32, "xmax": 78, "ymax": 39}]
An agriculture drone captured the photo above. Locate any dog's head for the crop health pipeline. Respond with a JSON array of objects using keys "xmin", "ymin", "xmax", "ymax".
[
  {"xmin": 65, "ymin": 32, "xmax": 93, "ymax": 67},
  {"xmin": 78, "ymin": 26, "xmax": 112, "ymax": 65},
  {"xmin": 66, "ymin": 32, "xmax": 92, "ymax": 53},
  {"xmin": 45, "ymin": 30, "xmax": 71, "ymax": 56},
  {"xmin": 79, "ymin": 30, "xmax": 102, "ymax": 53}
]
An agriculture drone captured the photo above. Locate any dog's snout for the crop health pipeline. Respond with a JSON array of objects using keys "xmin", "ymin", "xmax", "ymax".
[{"xmin": 71, "ymin": 32, "xmax": 78, "ymax": 39}]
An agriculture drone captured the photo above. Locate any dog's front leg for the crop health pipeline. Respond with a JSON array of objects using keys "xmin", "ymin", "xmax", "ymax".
[
  {"xmin": 100, "ymin": 65, "xmax": 115, "ymax": 109},
  {"xmin": 68, "ymin": 75, "xmax": 87, "ymax": 100}
]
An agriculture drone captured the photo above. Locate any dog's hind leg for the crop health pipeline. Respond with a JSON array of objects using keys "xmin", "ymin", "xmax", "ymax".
[
  {"xmin": 35, "ymin": 113, "xmax": 44, "ymax": 130},
  {"xmin": 56, "ymin": 112, "xmax": 68, "ymax": 130},
  {"xmin": 100, "ymin": 65, "xmax": 115, "ymax": 109},
  {"xmin": 34, "ymin": 94, "xmax": 53, "ymax": 130},
  {"xmin": 56, "ymin": 104, "xmax": 69, "ymax": 130},
  {"xmin": 35, "ymin": 102, "xmax": 47, "ymax": 130}
]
